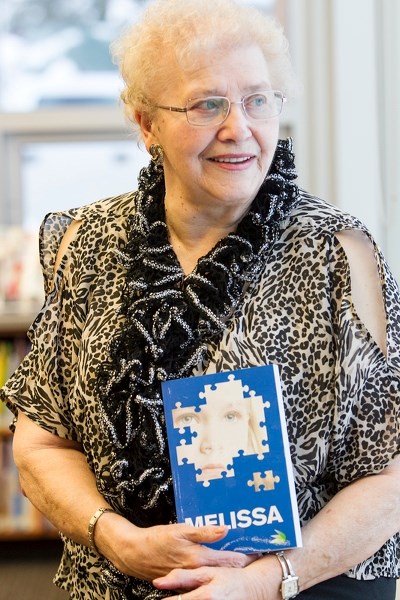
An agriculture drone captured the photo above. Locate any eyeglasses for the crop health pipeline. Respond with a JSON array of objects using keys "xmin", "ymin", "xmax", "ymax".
[{"xmin": 155, "ymin": 90, "xmax": 286, "ymax": 126}]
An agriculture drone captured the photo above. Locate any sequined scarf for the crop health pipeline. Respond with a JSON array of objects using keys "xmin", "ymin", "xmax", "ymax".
[{"xmin": 96, "ymin": 138, "xmax": 299, "ymax": 598}]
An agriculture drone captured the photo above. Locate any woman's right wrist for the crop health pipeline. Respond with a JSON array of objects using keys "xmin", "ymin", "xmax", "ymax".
[
  {"xmin": 88, "ymin": 507, "xmax": 116, "ymax": 555},
  {"xmin": 94, "ymin": 509, "xmax": 140, "ymax": 572}
]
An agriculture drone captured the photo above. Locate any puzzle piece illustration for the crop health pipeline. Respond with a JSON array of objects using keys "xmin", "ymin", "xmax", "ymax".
[
  {"xmin": 201, "ymin": 462, "xmax": 236, "ymax": 486},
  {"xmin": 247, "ymin": 470, "xmax": 280, "ymax": 492},
  {"xmin": 171, "ymin": 403, "xmax": 200, "ymax": 445},
  {"xmin": 172, "ymin": 402, "xmax": 191, "ymax": 434},
  {"xmin": 176, "ymin": 439, "xmax": 201, "ymax": 466},
  {"xmin": 172, "ymin": 374, "xmax": 272, "ymax": 485}
]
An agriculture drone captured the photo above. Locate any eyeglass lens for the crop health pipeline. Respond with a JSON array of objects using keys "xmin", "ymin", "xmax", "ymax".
[{"xmin": 186, "ymin": 91, "xmax": 283, "ymax": 125}]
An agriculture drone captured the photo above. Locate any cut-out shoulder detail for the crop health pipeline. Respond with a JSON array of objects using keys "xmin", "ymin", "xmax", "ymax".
[
  {"xmin": 335, "ymin": 229, "xmax": 387, "ymax": 356},
  {"xmin": 52, "ymin": 219, "xmax": 82, "ymax": 287}
]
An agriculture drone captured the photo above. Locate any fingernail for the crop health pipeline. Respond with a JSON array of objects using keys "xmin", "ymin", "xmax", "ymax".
[{"xmin": 213, "ymin": 526, "xmax": 227, "ymax": 534}]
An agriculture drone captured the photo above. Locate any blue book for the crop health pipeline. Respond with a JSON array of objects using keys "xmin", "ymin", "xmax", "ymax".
[{"xmin": 161, "ymin": 364, "xmax": 302, "ymax": 553}]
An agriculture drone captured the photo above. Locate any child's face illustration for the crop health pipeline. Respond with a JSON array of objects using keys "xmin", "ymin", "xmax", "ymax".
[{"xmin": 173, "ymin": 394, "xmax": 250, "ymax": 481}]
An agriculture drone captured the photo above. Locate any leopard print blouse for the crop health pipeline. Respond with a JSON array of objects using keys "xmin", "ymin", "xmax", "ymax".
[{"xmin": 1, "ymin": 189, "xmax": 399, "ymax": 600}]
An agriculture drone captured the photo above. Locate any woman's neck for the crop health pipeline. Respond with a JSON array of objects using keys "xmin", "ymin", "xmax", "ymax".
[{"xmin": 165, "ymin": 200, "xmax": 246, "ymax": 275}]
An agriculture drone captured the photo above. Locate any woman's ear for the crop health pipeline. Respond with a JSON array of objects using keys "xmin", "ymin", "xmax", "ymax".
[{"xmin": 134, "ymin": 110, "xmax": 156, "ymax": 149}]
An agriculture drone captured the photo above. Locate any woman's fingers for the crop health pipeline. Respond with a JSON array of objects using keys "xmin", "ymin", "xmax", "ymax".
[{"xmin": 153, "ymin": 566, "xmax": 266, "ymax": 600}]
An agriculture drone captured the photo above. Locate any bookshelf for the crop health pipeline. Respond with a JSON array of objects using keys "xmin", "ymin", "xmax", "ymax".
[{"xmin": 0, "ymin": 308, "xmax": 58, "ymax": 541}]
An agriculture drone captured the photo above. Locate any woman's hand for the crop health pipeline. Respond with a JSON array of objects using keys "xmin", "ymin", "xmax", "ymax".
[
  {"xmin": 96, "ymin": 514, "xmax": 256, "ymax": 581},
  {"xmin": 152, "ymin": 556, "xmax": 282, "ymax": 600}
]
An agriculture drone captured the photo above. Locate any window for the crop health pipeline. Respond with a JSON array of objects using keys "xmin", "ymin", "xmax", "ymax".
[
  {"xmin": 1, "ymin": 0, "xmax": 280, "ymax": 113},
  {"xmin": 0, "ymin": 0, "xmax": 149, "ymax": 112},
  {"xmin": 20, "ymin": 138, "xmax": 149, "ymax": 229},
  {"xmin": 0, "ymin": 0, "xmax": 287, "ymax": 229}
]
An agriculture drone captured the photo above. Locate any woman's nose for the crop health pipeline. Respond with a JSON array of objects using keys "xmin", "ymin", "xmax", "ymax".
[{"xmin": 217, "ymin": 103, "xmax": 252, "ymax": 141}]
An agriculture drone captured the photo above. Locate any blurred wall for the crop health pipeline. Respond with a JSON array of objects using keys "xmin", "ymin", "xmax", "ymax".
[{"xmin": 289, "ymin": 0, "xmax": 400, "ymax": 280}]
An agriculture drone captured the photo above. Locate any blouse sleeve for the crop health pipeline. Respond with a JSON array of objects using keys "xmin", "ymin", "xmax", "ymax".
[
  {"xmin": 328, "ymin": 233, "xmax": 400, "ymax": 484},
  {"xmin": 322, "ymin": 230, "xmax": 399, "ymax": 580},
  {"xmin": 0, "ymin": 210, "xmax": 83, "ymax": 440}
]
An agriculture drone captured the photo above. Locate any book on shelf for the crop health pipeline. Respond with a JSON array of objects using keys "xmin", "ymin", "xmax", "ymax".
[
  {"xmin": 0, "ymin": 226, "xmax": 43, "ymax": 309},
  {"xmin": 0, "ymin": 338, "xmax": 31, "ymax": 432},
  {"xmin": 0, "ymin": 435, "xmax": 56, "ymax": 537},
  {"xmin": 0, "ymin": 332, "xmax": 56, "ymax": 539},
  {"xmin": 161, "ymin": 364, "xmax": 302, "ymax": 553}
]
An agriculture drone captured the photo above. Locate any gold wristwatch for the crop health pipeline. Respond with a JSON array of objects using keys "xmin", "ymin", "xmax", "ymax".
[{"xmin": 275, "ymin": 551, "xmax": 299, "ymax": 599}]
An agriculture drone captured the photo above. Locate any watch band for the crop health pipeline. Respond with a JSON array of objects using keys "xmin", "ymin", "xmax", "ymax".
[{"xmin": 275, "ymin": 551, "xmax": 299, "ymax": 599}]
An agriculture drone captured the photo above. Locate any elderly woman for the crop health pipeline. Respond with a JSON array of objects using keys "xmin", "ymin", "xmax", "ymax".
[{"xmin": 1, "ymin": 0, "xmax": 399, "ymax": 599}]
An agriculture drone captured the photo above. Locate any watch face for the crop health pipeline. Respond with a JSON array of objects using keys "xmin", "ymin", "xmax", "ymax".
[{"xmin": 282, "ymin": 577, "xmax": 299, "ymax": 598}]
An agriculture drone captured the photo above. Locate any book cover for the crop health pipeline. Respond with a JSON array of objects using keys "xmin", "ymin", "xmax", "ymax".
[{"xmin": 161, "ymin": 364, "xmax": 302, "ymax": 553}]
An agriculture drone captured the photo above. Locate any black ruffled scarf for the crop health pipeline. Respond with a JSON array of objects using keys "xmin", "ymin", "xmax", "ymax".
[{"xmin": 95, "ymin": 138, "xmax": 299, "ymax": 596}]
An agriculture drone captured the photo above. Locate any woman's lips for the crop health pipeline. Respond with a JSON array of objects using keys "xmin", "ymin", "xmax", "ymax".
[
  {"xmin": 208, "ymin": 154, "xmax": 255, "ymax": 170},
  {"xmin": 211, "ymin": 155, "xmax": 253, "ymax": 163}
]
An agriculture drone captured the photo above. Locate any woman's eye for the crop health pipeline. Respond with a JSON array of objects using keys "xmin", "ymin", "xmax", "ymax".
[
  {"xmin": 192, "ymin": 98, "xmax": 221, "ymax": 112},
  {"xmin": 205, "ymin": 99, "xmax": 220, "ymax": 110},
  {"xmin": 247, "ymin": 94, "xmax": 267, "ymax": 109}
]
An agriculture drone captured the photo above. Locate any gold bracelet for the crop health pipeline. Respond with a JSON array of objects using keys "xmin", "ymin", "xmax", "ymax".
[{"xmin": 88, "ymin": 507, "xmax": 115, "ymax": 554}]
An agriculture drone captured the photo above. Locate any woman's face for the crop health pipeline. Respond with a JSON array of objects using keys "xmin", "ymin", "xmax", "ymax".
[{"xmin": 141, "ymin": 44, "xmax": 280, "ymax": 219}]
